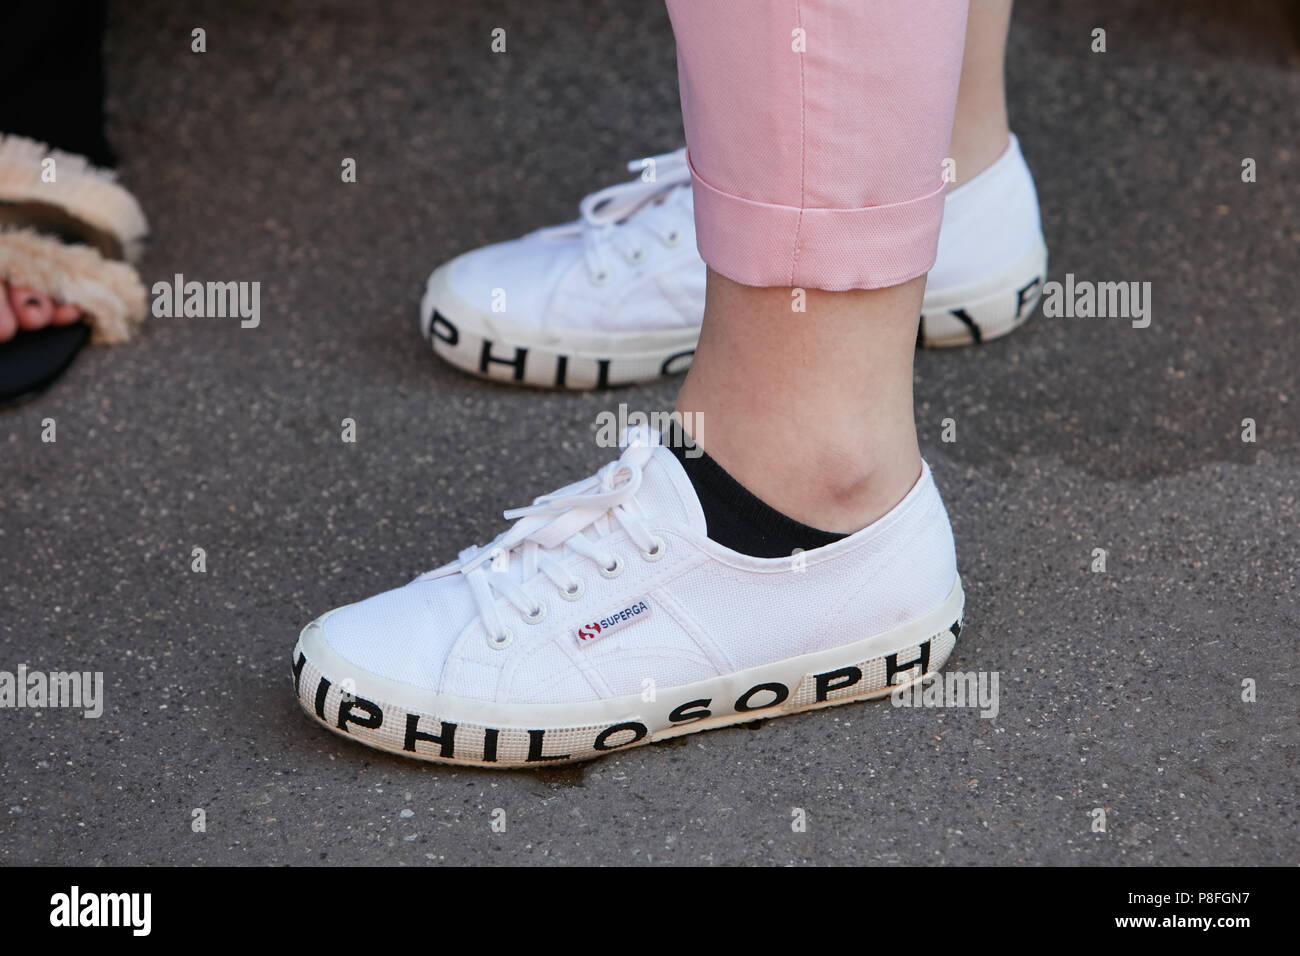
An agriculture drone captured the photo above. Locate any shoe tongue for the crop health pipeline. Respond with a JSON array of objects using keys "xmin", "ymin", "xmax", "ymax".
[{"xmin": 636, "ymin": 444, "xmax": 707, "ymax": 536}]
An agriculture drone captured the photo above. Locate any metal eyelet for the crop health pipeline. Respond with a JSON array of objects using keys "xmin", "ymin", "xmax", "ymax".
[
  {"xmin": 640, "ymin": 538, "xmax": 667, "ymax": 562},
  {"xmin": 628, "ymin": 247, "xmax": 645, "ymax": 264},
  {"xmin": 597, "ymin": 555, "xmax": 624, "ymax": 579},
  {"xmin": 559, "ymin": 579, "xmax": 585, "ymax": 602},
  {"xmin": 590, "ymin": 269, "xmax": 610, "ymax": 285},
  {"xmin": 522, "ymin": 601, "xmax": 548, "ymax": 625},
  {"xmin": 663, "ymin": 230, "xmax": 681, "ymax": 246},
  {"xmin": 487, "ymin": 628, "xmax": 513, "ymax": 649}
]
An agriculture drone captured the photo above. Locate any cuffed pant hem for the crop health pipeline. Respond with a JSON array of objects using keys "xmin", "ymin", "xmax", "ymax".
[{"xmin": 688, "ymin": 153, "xmax": 946, "ymax": 292}]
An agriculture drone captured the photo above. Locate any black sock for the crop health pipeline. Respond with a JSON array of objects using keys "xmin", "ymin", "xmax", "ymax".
[{"xmin": 662, "ymin": 424, "xmax": 847, "ymax": 558}]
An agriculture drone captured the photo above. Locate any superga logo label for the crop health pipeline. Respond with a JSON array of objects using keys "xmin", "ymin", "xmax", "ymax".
[{"xmin": 576, "ymin": 599, "xmax": 651, "ymax": 646}]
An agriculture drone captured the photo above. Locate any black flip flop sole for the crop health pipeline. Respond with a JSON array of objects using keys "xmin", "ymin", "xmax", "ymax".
[{"xmin": 0, "ymin": 321, "xmax": 91, "ymax": 407}]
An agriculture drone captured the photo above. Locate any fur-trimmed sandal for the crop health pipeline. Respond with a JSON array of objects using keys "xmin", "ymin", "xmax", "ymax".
[{"xmin": 0, "ymin": 133, "xmax": 148, "ymax": 404}]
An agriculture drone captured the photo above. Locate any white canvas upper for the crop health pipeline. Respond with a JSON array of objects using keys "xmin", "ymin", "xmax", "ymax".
[
  {"xmin": 439, "ymin": 150, "xmax": 705, "ymax": 336},
  {"xmin": 309, "ymin": 428, "xmax": 958, "ymax": 707},
  {"xmin": 928, "ymin": 134, "xmax": 1045, "ymax": 293}
]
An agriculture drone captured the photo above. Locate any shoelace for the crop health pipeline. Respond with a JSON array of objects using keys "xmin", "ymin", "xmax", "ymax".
[
  {"xmin": 535, "ymin": 149, "xmax": 693, "ymax": 284},
  {"xmin": 419, "ymin": 433, "xmax": 665, "ymax": 647}
]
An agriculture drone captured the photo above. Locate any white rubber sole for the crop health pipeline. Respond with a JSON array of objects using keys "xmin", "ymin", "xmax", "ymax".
[
  {"xmin": 919, "ymin": 235, "xmax": 1049, "ymax": 348},
  {"xmin": 421, "ymin": 237, "xmax": 1048, "ymax": 388},
  {"xmin": 292, "ymin": 578, "xmax": 964, "ymax": 769}
]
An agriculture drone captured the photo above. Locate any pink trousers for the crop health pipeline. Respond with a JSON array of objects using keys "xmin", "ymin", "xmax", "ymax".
[{"xmin": 665, "ymin": 0, "xmax": 969, "ymax": 291}]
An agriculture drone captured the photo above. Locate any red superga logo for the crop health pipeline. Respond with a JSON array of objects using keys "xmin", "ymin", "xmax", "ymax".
[{"xmin": 576, "ymin": 599, "xmax": 651, "ymax": 646}]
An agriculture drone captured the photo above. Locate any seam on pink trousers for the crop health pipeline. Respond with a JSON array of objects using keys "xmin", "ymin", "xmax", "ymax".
[
  {"xmin": 687, "ymin": 154, "xmax": 948, "ymax": 291},
  {"xmin": 790, "ymin": 0, "xmax": 807, "ymax": 287}
]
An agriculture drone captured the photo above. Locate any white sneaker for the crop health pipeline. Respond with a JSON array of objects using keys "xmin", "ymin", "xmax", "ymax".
[
  {"xmin": 292, "ymin": 428, "xmax": 964, "ymax": 768},
  {"xmin": 420, "ymin": 137, "xmax": 1047, "ymax": 388}
]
